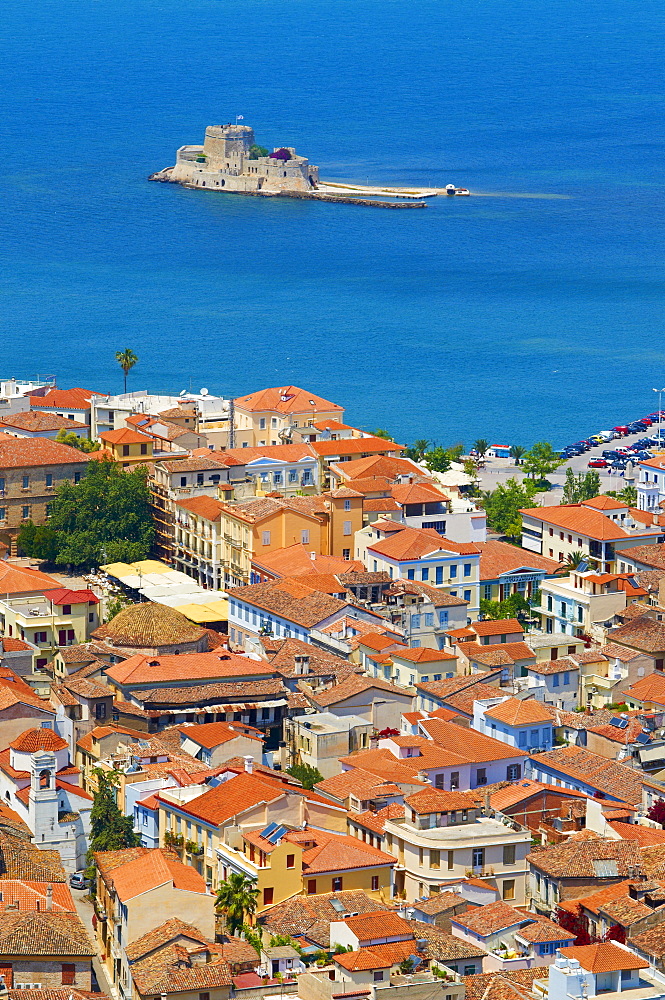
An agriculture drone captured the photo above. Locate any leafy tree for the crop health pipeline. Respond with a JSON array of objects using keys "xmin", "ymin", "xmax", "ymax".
[
  {"xmin": 270, "ymin": 934, "xmax": 303, "ymax": 954},
  {"xmin": 423, "ymin": 446, "xmax": 451, "ymax": 473},
  {"xmin": 562, "ymin": 550, "xmax": 587, "ymax": 572},
  {"xmin": 522, "ymin": 441, "xmax": 564, "ymax": 482},
  {"xmin": 447, "ymin": 442, "xmax": 465, "ymax": 462},
  {"xmin": 249, "ymin": 144, "xmax": 269, "ymax": 159},
  {"xmin": 55, "ymin": 429, "xmax": 100, "ymax": 453},
  {"xmin": 405, "ymin": 439, "xmax": 431, "ymax": 462},
  {"xmin": 22, "ymin": 459, "xmax": 154, "ymax": 569},
  {"xmin": 16, "ymin": 519, "xmax": 36, "ymax": 556},
  {"xmin": 555, "ymin": 905, "xmax": 594, "ymax": 946},
  {"xmin": 286, "ymin": 762, "xmax": 323, "ymax": 789},
  {"xmin": 371, "ymin": 428, "xmax": 394, "ymax": 441},
  {"xmin": 479, "ymin": 593, "xmax": 531, "ymax": 620},
  {"xmin": 115, "ymin": 348, "xmax": 138, "ymax": 393},
  {"xmin": 647, "ymin": 798, "xmax": 665, "ymax": 825},
  {"xmin": 481, "ymin": 478, "xmax": 539, "ymax": 539},
  {"xmin": 605, "ymin": 484, "xmax": 637, "ymax": 505},
  {"xmin": 241, "ymin": 923, "xmax": 263, "ymax": 956},
  {"xmin": 472, "ymin": 439, "xmax": 489, "ymax": 457},
  {"xmin": 105, "ymin": 594, "xmax": 133, "ymax": 623},
  {"xmin": 215, "ymin": 873, "xmax": 259, "ymax": 933},
  {"xmin": 510, "ymin": 445, "xmax": 526, "ymax": 466},
  {"xmin": 89, "ymin": 768, "xmax": 139, "ymax": 854},
  {"xmin": 562, "ymin": 468, "xmax": 601, "ymax": 504}
]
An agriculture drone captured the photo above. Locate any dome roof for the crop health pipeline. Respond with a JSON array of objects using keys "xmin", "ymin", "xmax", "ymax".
[
  {"xmin": 95, "ymin": 602, "xmax": 206, "ymax": 648},
  {"xmin": 11, "ymin": 729, "xmax": 68, "ymax": 752}
]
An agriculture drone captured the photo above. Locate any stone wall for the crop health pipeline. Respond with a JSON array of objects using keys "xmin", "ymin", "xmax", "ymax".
[{"xmin": 7, "ymin": 958, "xmax": 92, "ymax": 990}]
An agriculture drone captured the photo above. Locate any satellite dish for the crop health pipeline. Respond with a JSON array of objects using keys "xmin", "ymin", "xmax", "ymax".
[
  {"xmin": 179, "ymin": 390, "xmax": 187, "ymax": 396},
  {"xmin": 200, "ymin": 388, "xmax": 209, "ymax": 396}
]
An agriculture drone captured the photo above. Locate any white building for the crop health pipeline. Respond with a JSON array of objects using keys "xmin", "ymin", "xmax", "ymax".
[{"xmin": 472, "ymin": 696, "xmax": 554, "ymax": 751}]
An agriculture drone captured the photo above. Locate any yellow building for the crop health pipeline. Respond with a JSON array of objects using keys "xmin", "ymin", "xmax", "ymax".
[
  {"xmin": 0, "ymin": 585, "xmax": 100, "ymax": 669},
  {"xmin": 98, "ymin": 427, "xmax": 153, "ymax": 464},
  {"xmin": 233, "ymin": 386, "xmax": 345, "ymax": 448}
]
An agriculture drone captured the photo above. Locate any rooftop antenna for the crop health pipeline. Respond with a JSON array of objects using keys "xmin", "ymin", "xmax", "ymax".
[{"xmin": 228, "ymin": 396, "xmax": 235, "ymax": 449}]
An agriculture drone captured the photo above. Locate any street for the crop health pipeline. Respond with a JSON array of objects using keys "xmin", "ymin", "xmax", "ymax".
[{"xmin": 71, "ymin": 886, "xmax": 118, "ymax": 999}]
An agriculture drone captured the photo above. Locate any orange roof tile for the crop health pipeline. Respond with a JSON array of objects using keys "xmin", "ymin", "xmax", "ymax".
[
  {"xmin": 405, "ymin": 788, "xmax": 476, "ymax": 814},
  {"xmin": 95, "ymin": 848, "xmax": 207, "ymax": 901},
  {"xmin": 368, "ymin": 526, "xmax": 480, "ymax": 561},
  {"xmin": 311, "ymin": 437, "xmax": 405, "ymax": 458},
  {"xmin": 392, "ymin": 647, "xmax": 457, "ymax": 663},
  {"xmin": 176, "ymin": 495, "xmax": 226, "ymax": 521},
  {"xmin": 100, "ymin": 427, "xmax": 152, "ymax": 445},
  {"xmin": 234, "ymin": 387, "xmax": 343, "ymax": 415},
  {"xmin": 106, "ymin": 650, "xmax": 270, "ymax": 686},
  {"xmin": 27, "ymin": 387, "xmax": 99, "ymax": 410},
  {"xmin": 484, "ymin": 697, "xmax": 553, "ymax": 726},
  {"xmin": 520, "ymin": 504, "xmax": 634, "ymax": 541},
  {"xmin": 10, "ymin": 729, "xmax": 68, "ymax": 752},
  {"xmin": 0, "ymin": 438, "xmax": 91, "ymax": 469},
  {"xmin": 477, "ymin": 539, "xmax": 562, "ymax": 580},
  {"xmin": 560, "ymin": 943, "xmax": 647, "ymax": 973},
  {"xmin": 342, "ymin": 910, "xmax": 412, "ymax": 943},
  {"xmin": 471, "ymin": 619, "xmax": 523, "ymax": 637}
]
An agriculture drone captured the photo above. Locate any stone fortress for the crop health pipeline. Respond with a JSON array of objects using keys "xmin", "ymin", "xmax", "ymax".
[{"xmin": 151, "ymin": 122, "xmax": 320, "ymax": 195}]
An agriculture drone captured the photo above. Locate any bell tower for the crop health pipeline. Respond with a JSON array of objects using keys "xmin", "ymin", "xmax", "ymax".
[{"xmin": 28, "ymin": 750, "xmax": 59, "ymax": 848}]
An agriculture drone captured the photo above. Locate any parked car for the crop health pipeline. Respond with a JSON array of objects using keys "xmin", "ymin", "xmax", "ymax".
[
  {"xmin": 636, "ymin": 451, "xmax": 654, "ymax": 460},
  {"xmin": 602, "ymin": 450, "xmax": 620, "ymax": 460},
  {"xmin": 611, "ymin": 460, "xmax": 627, "ymax": 470},
  {"xmin": 598, "ymin": 431, "xmax": 617, "ymax": 442},
  {"xmin": 641, "ymin": 417, "xmax": 654, "ymax": 426},
  {"xmin": 613, "ymin": 426, "xmax": 629, "ymax": 435},
  {"xmin": 588, "ymin": 458, "xmax": 609, "ymax": 468},
  {"xmin": 590, "ymin": 435, "xmax": 605, "ymax": 444},
  {"xmin": 69, "ymin": 871, "xmax": 90, "ymax": 890}
]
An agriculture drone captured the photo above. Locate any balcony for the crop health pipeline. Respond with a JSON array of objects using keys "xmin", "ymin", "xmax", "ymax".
[{"xmin": 465, "ymin": 865, "xmax": 495, "ymax": 877}]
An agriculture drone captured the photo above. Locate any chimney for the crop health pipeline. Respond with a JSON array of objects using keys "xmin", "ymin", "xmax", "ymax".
[
  {"xmin": 244, "ymin": 755, "xmax": 254, "ymax": 774},
  {"xmin": 484, "ymin": 791, "xmax": 491, "ymax": 813},
  {"xmin": 46, "ymin": 884, "xmax": 53, "ymax": 911}
]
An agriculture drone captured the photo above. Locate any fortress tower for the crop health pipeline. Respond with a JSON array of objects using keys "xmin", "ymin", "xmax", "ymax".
[{"xmin": 203, "ymin": 123, "xmax": 255, "ymax": 161}]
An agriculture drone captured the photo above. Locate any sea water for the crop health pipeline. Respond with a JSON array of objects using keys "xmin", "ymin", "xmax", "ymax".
[{"xmin": 1, "ymin": 0, "xmax": 664, "ymax": 448}]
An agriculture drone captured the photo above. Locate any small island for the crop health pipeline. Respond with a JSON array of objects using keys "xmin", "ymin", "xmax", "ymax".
[{"xmin": 149, "ymin": 122, "xmax": 433, "ymax": 207}]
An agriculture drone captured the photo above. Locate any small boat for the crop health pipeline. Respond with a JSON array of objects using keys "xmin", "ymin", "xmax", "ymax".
[
  {"xmin": 455, "ymin": 187, "xmax": 470, "ymax": 196},
  {"xmin": 445, "ymin": 184, "xmax": 457, "ymax": 196}
]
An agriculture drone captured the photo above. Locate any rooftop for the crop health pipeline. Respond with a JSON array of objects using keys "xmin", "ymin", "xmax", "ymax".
[{"xmin": 93, "ymin": 602, "xmax": 207, "ymax": 648}]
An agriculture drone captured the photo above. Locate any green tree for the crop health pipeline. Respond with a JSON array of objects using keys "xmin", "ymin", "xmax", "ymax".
[
  {"xmin": 105, "ymin": 594, "xmax": 133, "ymax": 623},
  {"xmin": 89, "ymin": 768, "xmax": 139, "ymax": 853},
  {"xmin": 510, "ymin": 445, "xmax": 526, "ymax": 466},
  {"xmin": 481, "ymin": 478, "xmax": 539, "ymax": 539},
  {"xmin": 605, "ymin": 484, "xmax": 637, "ymax": 506},
  {"xmin": 562, "ymin": 550, "xmax": 587, "ymax": 572},
  {"xmin": 405, "ymin": 439, "xmax": 431, "ymax": 462},
  {"xmin": 115, "ymin": 348, "xmax": 138, "ymax": 393},
  {"xmin": 27, "ymin": 459, "xmax": 154, "ymax": 569},
  {"xmin": 423, "ymin": 446, "xmax": 451, "ymax": 473},
  {"xmin": 286, "ymin": 762, "xmax": 323, "ymax": 789},
  {"xmin": 16, "ymin": 519, "xmax": 36, "ymax": 556},
  {"xmin": 447, "ymin": 442, "xmax": 465, "ymax": 462},
  {"xmin": 562, "ymin": 468, "xmax": 601, "ymax": 504},
  {"xmin": 215, "ymin": 873, "xmax": 259, "ymax": 933},
  {"xmin": 371, "ymin": 428, "xmax": 394, "ymax": 441},
  {"xmin": 55, "ymin": 429, "xmax": 100, "ymax": 453},
  {"xmin": 479, "ymin": 593, "xmax": 530, "ymax": 620},
  {"xmin": 472, "ymin": 439, "xmax": 489, "ymax": 457},
  {"xmin": 522, "ymin": 442, "xmax": 564, "ymax": 482},
  {"xmin": 249, "ymin": 144, "xmax": 269, "ymax": 159}
]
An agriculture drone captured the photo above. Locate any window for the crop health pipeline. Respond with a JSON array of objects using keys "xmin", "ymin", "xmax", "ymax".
[
  {"xmin": 425, "ymin": 612, "xmax": 434, "ymax": 626},
  {"xmin": 140, "ymin": 443, "xmax": 148, "ymax": 455},
  {"xmin": 22, "ymin": 475, "xmax": 29, "ymax": 489},
  {"xmin": 34, "ymin": 631, "xmax": 47, "ymax": 644},
  {"xmin": 0, "ymin": 509, "xmax": 5, "ymax": 521},
  {"xmin": 518, "ymin": 730, "xmax": 527, "ymax": 747},
  {"xmin": 371, "ymin": 875, "xmax": 379, "ymax": 891},
  {"xmin": 421, "ymin": 568, "xmax": 429, "ymax": 581},
  {"xmin": 506, "ymin": 764, "xmax": 521, "ymax": 781},
  {"xmin": 344, "ymin": 498, "xmax": 351, "ymax": 511},
  {"xmin": 472, "ymin": 847, "xmax": 484, "ymax": 868},
  {"xmin": 463, "ymin": 563, "xmax": 471, "ymax": 577},
  {"xmin": 62, "ymin": 604, "xmax": 71, "ymax": 615},
  {"xmin": 301, "ymin": 529, "xmax": 310, "ymax": 544},
  {"xmin": 307, "ymin": 879, "xmax": 317, "ymax": 894},
  {"xmin": 476, "ymin": 768, "xmax": 487, "ymax": 786},
  {"xmin": 45, "ymin": 473, "xmax": 53, "ymax": 487},
  {"xmin": 450, "ymin": 565, "xmax": 457, "ymax": 578},
  {"xmin": 430, "ymin": 849, "xmax": 440, "ymax": 869},
  {"xmin": 503, "ymin": 844, "xmax": 516, "ymax": 865},
  {"xmin": 447, "ymin": 850, "xmax": 454, "ymax": 870},
  {"xmin": 342, "ymin": 548, "xmax": 350, "ymax": 560},
  {"xmin": 259, "ymin": 418, "xmax": 266, "ymax": 429},
  {"xmin": 483, "ymin": 584, "xmax": 492, "ymax": 600},
  {"xmin": 547, "ymin": 595, "xmax": 553, "ymax": 611},
  {"xmin": 200, "ymin": 993, "xmax": 211, "ymax": 1000},
  {"xmin": 464, "ymin": 966, "xmax": 477, "ymax": 976},
  {"xmin": 61, "ymin": 965, "xmax": 75, "ymax": 986},
  {"xmin": 22, "ymin": 505, "xmax": 30, "ymax": 519},
  {"xmin": 332, "ymin": 877, "xmax": 343, "ymax": 891},
  {"xmin": 286, "ymin": 854, "xmax": 295, "ymax": 869},
  {"xmin": 450, "ymin": 771, "xmax": 459, "ymax": 790},
  {"xmin": 343, "ymin": 520, "xmax": 352, "ymax": 535},
  {"xmin": 262, "ymin": 531, "xmax": 271, "ymax": 545},
  {"xmin": 411, "ymin": 614, "xmax": 421, "ymax": 629},
  {"xmin": 373, "ymin": 972, "xmax": 384, "ymax": 982},
  {"xmin": 564, "ymin": 672, "xmax": 570, "ymax": 685},
  {"xmin": 407, "ymin": 569, "xmax": 415, "ymax": 580},
  {"xmin": 553, "ymin": 674, "xmax": 560, "ymax": 687},
  {"xmin": 263, "ymin": 887, "xmax": 274, "ymax": 905},
  {"xmin": 436, "ymin": 566, "xmax": 444, "ymax": 585},
  {"xmin": 464, "ymin": 590, "xmax": 471, "ymax": 602},
  {"xmin": 502, "ymin": 879, "xmax": 516, "ymax": 901},
  {"xmin": 122, "ymin": 445, "xmax": 130, "ymax": 456},
  {"xmin": 96, "ymin": 703, "xmax": 107, "ymax": 720},
  {"xmin": 180, "ymin": 476, "xmax": 187, "ymax": 487}
]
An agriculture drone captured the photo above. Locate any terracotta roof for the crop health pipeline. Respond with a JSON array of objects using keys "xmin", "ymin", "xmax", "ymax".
[
  {"xmin": 0, "ymin": 879, "xmax": 74, "ymax": 913},
  {"xmin": 0, "ymin": 412, "xmax": 88, "ymax": 432},
  {"xmin": 477, "ymin": 540, "xmax": 562, "ymax": 579},
  {"xmin": 527, "ymin": 836, "xmax": 642, "ymax": 878},
  {"xmin": 260, "ymin": 890, "xmax": 388, "ymax": 948},
  {"xmin": 623, "ymin": 672, "xmax": 665, "ymax": 704},
  {"xmin": 462, "ymin": 969, "xmax": 548, "ymax": 1000},
  {"xmin": 42, "ymin": 587, "xmax": 98, "ymax": 607},
  {"xmin": 343, "ymin": 910, "xmax": 411, "ymax": 943},
  {"xmin": 0, "ymin": 435, "xmax": 92, "ymax": 469},
  {"xmin": 368, "ymin": 526, "xmax": 480, "ymax": 561},
  {"xmin": 530, "ymin": 745, "xmax": 645, "ymax": 805},
  {"xmin": 472, "ymin": 619, "xmax": 523, "ymax": 637},
  {"xmin": 0, "ymin": 562, "xmax": 61, "ymax": 595},
  {"xmin": 413, "ymin": 893, "xmax": 468, "ymax": 916},
  {"xmin": 125, "ymin": 917, "xmax": 212, "ymax": 962},
  {"xmin": 311, "ymin": 437, "xmax": 404, "ymax": 458},
  {"xmin": 609, "ymin": 822, "xmax": 665, "ymax": 846},
  {"xmin": 385, "ymin": 579, "xmax": 468, "ymax": 607},
  {"xmin": 253, "ymin": 544, "xmax": 365, "ymax": 578},
  {"xmin": 418, "ymin": 679, "xmax": 505, "ymax": 719},
  {"xmin": 405, "ymin": 788, "xmax": 476, "ymax": 814},
  {"xmin": 10, "ymin": 729, "xmax": 68, "ymax": 752},
  {"xmin": 516, "ymin": 916, "xmax": 575, "ymax": 943},
  {"xmin": 528, "ymin": 656, "xmax": 579, "ymax": 675},
  {"xmin": 93, "ymin": 602, "xmax": 206, "ymax": 648},
  {"xmin": 106, "ymin": 650, "xmax": 270, "ymax": 686},
  {"xmin": 390, "ymin": 483, "xmax": 448, "ymax": 504},
  {"xmin": 130, "ymin": 944, "xmax": 232, "ymax": 995},
  {"xmin": 520, "ymin": 504, "xmax": 634, "ymax": 541},
  {"xmin": 618, "ymin": 546, "xmax": 665, "ymax": 570},
  {"xmin": 316, "ymin": 768, "xmax": 405, "ymax": 802},
  {"xmin": 177, "ymin": 720, "xmax": 262, "ymax": 749},
  {"xmin": 176, "ymin": 495, "xmax": 225, "ymax": 521},
  {"xmin": 351, "ymin": 803, "xmax": 405, "ymax": 834},
  {"xmin": 132, "ymin": 677, "xmax": 285, "ymax": 708},
  {"xmin": 608, "ymin": 616, "xmax": 665, "ymax": 654},
  {"xmin": 630, "ymin": 923, "xmax": 665, "ymax": 959},
  {"xmin": 95, "ymin": 848, "xmax": 207, "ymax": 901},
  {"xmin": 27, "ymin": 387, "xmax": 99, "ymax": 410},
  {"xmin": 561, "ymin": 942, "xmax": 648, "ymax": 972},
  {"xmin": 484, "ymin": 697, "xmax": 553, "ymax": 726},
  {"xmin": 227, "ymin": 578, "xmax": 348, "ymax": 628},
  {"xmin": 393, "ymin": 647, "xmax": 457, "ymax": 663},
  {"xmin": 453, "ymin": 900, "xmax": 529, "ymax": 936},
  {"xmin": 165, "ymin": 770, "xmax": 286, "ymax": 825},
  {"xmin": 309, "ymin": 674, "xmax": 409, "ymax": 708},
  {"xmin": 99, "ymin": 427, "xmax": 152, "ymax": 445},
  {"xmin": 293, "ymin": 828, "xmax": 395, "ymax": 875},
  {"xmin": 0, "ymin": 910, "xmax": 94, "ymax": 956},
  {"xmin": 234, "ymin": 386, "xmax": 343, "ymax": 415}
]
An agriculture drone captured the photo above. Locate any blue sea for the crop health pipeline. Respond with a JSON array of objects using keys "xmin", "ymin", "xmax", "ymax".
[{"xmin": 1, "ymin": 0, "xmax": 665, "ymax": 449}]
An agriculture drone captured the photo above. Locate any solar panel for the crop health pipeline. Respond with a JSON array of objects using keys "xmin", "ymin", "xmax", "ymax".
[
  {"xmin": 610, "ymin": 718, "xmax": 629, "ymax": 729},
  {"xmin": 636, "ymin": 732, "xmax": 651, "ymax": 745},
  {"xmin": 330, "ymin": 899, "xmax": 345, "ymax": 913},
  {"xmin": 576, "ymin": 559, "xmax": 589, "ymax": 573},
  {"xmin": 260, "ymin": 822, "xmax": 278, "ymax": 839},
  {"xmin": 267, "ymin": 824, "xmax": 288, "ymax": 844}
]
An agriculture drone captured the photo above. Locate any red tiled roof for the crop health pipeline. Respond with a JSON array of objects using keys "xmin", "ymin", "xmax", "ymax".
[
  {"xmin": 520, "ymin": 504, "xmax": 634, "ymax": 541},
  {"xmin": 95, "ymin": 848, "xmax": 207, "ymax": 901},
  {"xmin": 234, "ymin": 386, "xmax": 343, "ymax": 415},
  {"xmin": 106, "ymin": 650, "xmax": 270, "ymax": 686},
  {"xmin": 311, "ymin": 437, "xmax": 405, "ymax": 458},
  {"xmin": 42, "ymin": 588, "xmax": 98, "ymax": 606},
  {"xmin": 27, "ymin": 387, "xmax": 99, "ymax": 409},
  {"xmin": 471, "ymin": 619, "xmax": 523, "ymax": 637},
  {"xmin": 560, "ymin": 942, "xmax": 648, "ymax": 972},
  {"xmin": 368, "ymin": 526, "xmax": 480, "ymax": 561},
  {"xmin": 453, "ymin": 900, "xmax": 528, "ymax": 936},
  {"xmin": 0, "ymin": 438, "xmax": 91, "ymax": 469},
  {"xmin": 10, "ymin": 729, "xmax": 68, "ymax": 752},
  {"xmin": 477, "ymin": 540, "xmax": 562, "ymax": 580},
  {"xmin": 176, "ymin": 495, "xmax": 226, "ymax": 521},
  {"xmin": 0, "ymin": 412, "xmax": 88, "ymax": 432},
  {"xmin": 405, "ymin": 788, "xmax": 476, "ymax": 814},
  {"xmin": 484, "ymin": 697, "xmax": 553, "ymax": 726},
  {"xmin": 100, "ymin": 427, "xmax": 151, "ymax": 445}
]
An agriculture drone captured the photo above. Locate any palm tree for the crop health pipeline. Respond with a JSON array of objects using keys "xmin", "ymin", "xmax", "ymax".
[
  {"xmin": 473, "ymin": 439, "xmax": 489, "ymax": 457},
  {"xmin": 412, "ymin": 439, "xmax": 431, "ymax": 460},
  {"xmin": 562, "ymin": 551, "xmax": 586, "ymax": 572},
  {"xmin": 215, "ymin": 872, "xmax": 259, "ymax": 932},
  {"xmin": 115, "ymin": 349, "xmax": 138, "ymax": 393},
  {"xmin": 510, "ymin": 445, "xmax": 526, "ymax": 466}
]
